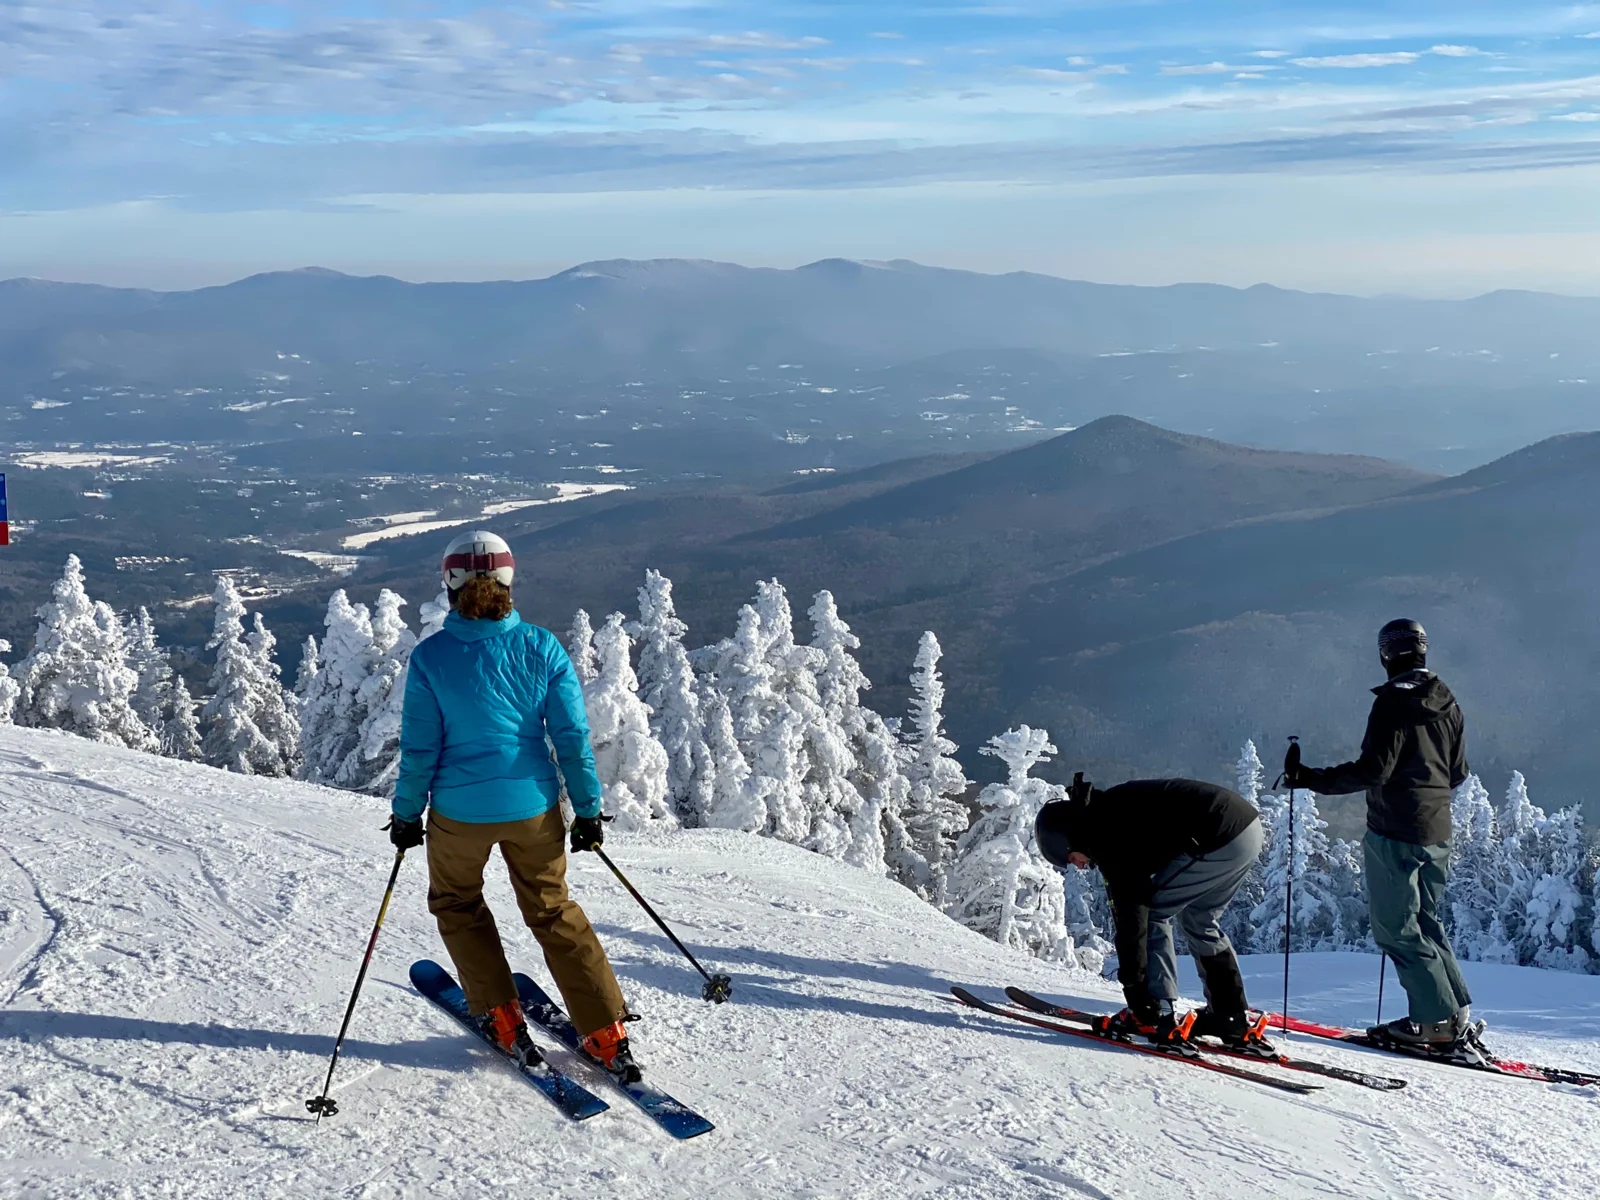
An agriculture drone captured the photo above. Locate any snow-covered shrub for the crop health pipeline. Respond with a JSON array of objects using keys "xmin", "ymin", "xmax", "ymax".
[
  {"xmin": 900, "ymin": 631, "xmax": 972, "ymax": 902},
  {"xmin": 15, "ymin": 555, "xmax": 156, "ymax": 751},
  {"xmin": 566, "ymin": 609, "xmax": 599, "ymax": 686},
  {"xmin": 0, "ymin": 639, "xmax": 18, "ymax": 724},
  {"xmin": 1235, "ymin": 739, "xmax": 1266, "ymax": 810},
  {"xmin": 1445, "ymin": 775, "xmax": 1504, "ymax": 960},
  {"xmin": 127, "ymin": 607, "xmax": 173, "ymax": 733},
  {"xmin": 1526, "ymin": 806, "xmax": 1593, "ymax": 972},
  {"xmin": 293, "ymin": 635, "xmax": 320, "ymax": 704},
  {"xmin": 337, "ymin": 590, "xmax": 414, "ymax": 794},
  {"xmin": 631, "ymin": 570, "xmax": 715, "ymax": 826},
  {"xmin": 164, "ymin": 675, "xmax": 203, "ymax": 762},
  {"xmin": 585, "ymin": 613, "xmax": 674, "ymax": 830},
  {"xmin": 947, "ymin": 726, "xmax": 1073, "ymax": 962}
]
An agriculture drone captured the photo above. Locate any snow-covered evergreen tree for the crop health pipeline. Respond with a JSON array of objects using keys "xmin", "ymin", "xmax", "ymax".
[
  {"xmin": 1061, "ymin": 864, "xmax": 1115, "ymax": 972},
  {"xmin": 901, "ymin": 631, "xmax": 972, "ymax": 902},
  {"xmin": 1445, "ymin": 775, "xmax": 1506, "ymax": 961},
  {"xmin": 751, "ymin": 580, "xmax": 823, "ymax": 848},
  {"xmin": 127, "ymin": 607, "xmax": 173, "ymax": 733},
  {"xmin": 1493, "ymin": 770, "xmax": 1547, "ymax": 962},
  {"xmin": 1326, "ymin": 838, "xmax": 1369, "ymax": 948},
  {"xmin": 201, "ymin": 577, "xmax": 295, "ymax": 776},
  {"xmin": 947, "ymin": 726, "xmax": 1073, "ymax": 962},
  {"xmin": 566, "ymin": 609, "xmax": 599, "ymax": 686},
  {"xmin": 1236, "ymin": 739, "xmax": 1266, "ymax": 809},
  {"xmin": 704, "ymin": 602, "xmax": 802, "ymax": 841},
  {"xmin": 164, "ymin": 675, "xmax": 203, "ymax": 762},
  {"xmin": 293, "ymin": 635, "xmax": 320, "ymax": 704},
  {"xmin": 631, "ymin": 570, "xmax": 716, "ymax": 826},
  {"xmin": 16, "ymin": 556, "xmax": 156, "ymax": 750},
  {"xmin": 418, "ymin": 589, "xmax": 450, "ymax": 639},
  {"xmin": 796, "ymin": 589, "xmax": 879, "ymax": 867},
  {"xmin": 698, "ymin": 681, "xmax": 763, "ymax": 832},
  {"xmin": 0, "ymin": 640, "xmax": 18, "ymax": 724},
  {"xmin": 1526, "ymin": 806, "xmax": 1592, "ymax": 972},
  {"xmin": 1250, "ymin": 786, "xmax": 1346, "ymax": 952},
  {"xmin": 585, "ymin": 613, "xmax": 674, "ymax": 830},
  {"xmin": 336, "ymin": 589, "xmax": 413, "ymax": 794},
  {"xmin": 296, "ymin": 590, "xmax": 376, "ymax": 785}
]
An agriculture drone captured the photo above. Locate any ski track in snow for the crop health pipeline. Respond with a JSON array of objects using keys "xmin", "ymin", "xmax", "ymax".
[{"xmin": 0, "ymin": 727, "xmax": 1597, "ymax": 1199}]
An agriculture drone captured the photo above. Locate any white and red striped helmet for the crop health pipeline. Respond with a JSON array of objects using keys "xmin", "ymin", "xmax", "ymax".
[{"xmin": 441, "ymin": 530, "xmax": 515, "ymax": 591}]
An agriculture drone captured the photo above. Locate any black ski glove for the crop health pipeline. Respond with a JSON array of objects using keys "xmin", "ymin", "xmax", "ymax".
[
  {"xmin": 1283, "ymin": 739, "xmax": 1304, "ymax": 788},
  {"xmin": 387, "ymin": 815, "xmax": 425, "ymax": 851},
  {"xmin": 570, "ymin": 814, "xmax": 610, "ymax": 854}
]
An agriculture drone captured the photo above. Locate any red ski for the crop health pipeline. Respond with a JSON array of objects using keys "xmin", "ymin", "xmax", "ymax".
[{"xmin": 950, "ymin": 988, "xmax": 1320, "ymax": 1095}]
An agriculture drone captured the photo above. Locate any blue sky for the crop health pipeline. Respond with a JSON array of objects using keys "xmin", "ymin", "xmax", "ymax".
[{"xmin": 3, "ymin": 1, "xmax": 1599, "ymax": 292}]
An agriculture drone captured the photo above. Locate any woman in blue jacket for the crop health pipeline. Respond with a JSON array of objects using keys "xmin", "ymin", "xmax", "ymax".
[{"xmin": 389, "ymin": 530, "xmax": 638, "ymax": 1080}]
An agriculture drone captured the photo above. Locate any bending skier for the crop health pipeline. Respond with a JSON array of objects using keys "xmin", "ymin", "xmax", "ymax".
[
  {"xmin": 1036, "ymin": 777, "xmax": 1270, "ymax": 1056},
  {"xmin": 389, "ymin": 529, "xmax": 641, "ymax": 1082},
  {"xmin": 1285, "ymin": 618, "xmax": 1474, "ymax": 1054}
]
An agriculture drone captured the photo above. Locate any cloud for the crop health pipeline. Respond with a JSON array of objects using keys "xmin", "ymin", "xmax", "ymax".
[
  {"xmin": 1431, "ymin": 45, "xmax": 1488, "ymax": 58},
  {"xmin": 1292, "ymin": 52, "xmax": 1422, "ymax": 69},
  {"xmin": 869, "ymin": 32, "xmax": 904, "ymax": 40},
  {"xmin": 1552, "ymin": 111, "xmax": 1600, "ymax": 121},
  {"xmin": 1161, "ymin": 62, "xmax": 1253, "ymax": 76},
  {"xmin": 1252, "ymin": 51, "xmax": 1291, "ymax": 60}
]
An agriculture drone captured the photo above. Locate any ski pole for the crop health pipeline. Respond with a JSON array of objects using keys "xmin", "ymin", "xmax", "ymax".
[
  {"xmin": 1376, "ymin": 954, "xmax": 1388, "ymax": 1025},
  {"xmin": 1281, "ymin": 738, "xmax": 1297, "ymax": 1037},
  {"xmin": 306, "ymin": 847, "xmax": 408, "ymax": 1121},
  {"xmin": 589, "ymin": 845, "xmax": 733, "ymax": 1004}
]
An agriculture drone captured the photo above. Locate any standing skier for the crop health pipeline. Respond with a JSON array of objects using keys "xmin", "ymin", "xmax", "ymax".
[
  {"xmin": 1286, "ymin": 618, "xmax": 1474, "ymax": 1053},
  {"xmin": 389, "ymin": 530, "xmax": 641, "ymax": 1081},
  {"xmin": 1036, "ymin": 777, "xmax": 1270, "ymax": 1056}
]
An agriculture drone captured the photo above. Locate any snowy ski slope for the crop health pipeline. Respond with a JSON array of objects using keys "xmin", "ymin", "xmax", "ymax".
[{"xmin": 1, "ymin": 725, "xmax": 1597, "ymax": 1199}]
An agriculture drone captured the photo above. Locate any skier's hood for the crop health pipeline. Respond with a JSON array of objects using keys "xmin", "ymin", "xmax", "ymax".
[
  {"xmin": 441, "ymin": 609, "xmax": 523, "ymax": 642},
  {"xmin": 1372, "ymin": 668, "xmax": 1457, "ymax": 718}
]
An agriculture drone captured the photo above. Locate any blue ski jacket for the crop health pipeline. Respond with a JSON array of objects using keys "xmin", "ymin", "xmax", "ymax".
[{"xmin": 393, "ymin": 611, "xmax": 603, "ymax": 824}]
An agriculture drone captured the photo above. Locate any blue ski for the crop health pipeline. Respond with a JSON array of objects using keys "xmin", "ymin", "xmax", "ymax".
[
  {"xmin": 410, "ymin": 960, "xmax": 609, "ymax": 1122},
  {"xmin": 514, "ymin": 973, "xmax": 714, "ymax": 1140}
]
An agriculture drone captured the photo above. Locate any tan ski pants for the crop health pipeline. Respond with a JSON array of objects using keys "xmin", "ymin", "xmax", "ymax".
[{"xmin": 425, "ymin": 808, "xmax": 628, "ymax": 1036}]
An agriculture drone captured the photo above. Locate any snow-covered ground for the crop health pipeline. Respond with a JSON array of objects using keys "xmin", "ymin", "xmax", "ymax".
[{"xmin": 1, "ymin": 725, "xmax": 1596, "ymax": 1199}]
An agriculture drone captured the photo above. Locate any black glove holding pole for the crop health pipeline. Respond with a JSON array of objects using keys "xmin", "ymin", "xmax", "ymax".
[
  {"xmin": 387, "ymin": 816, "xmax": 425, "ymax": 851},
  {"xmin": 1283, "ymin": 737, "xmax": 1304, "ymax": 788},
  {"xmin": 570, "ymin": 814, "xmax": 611, "ymax": 855}
]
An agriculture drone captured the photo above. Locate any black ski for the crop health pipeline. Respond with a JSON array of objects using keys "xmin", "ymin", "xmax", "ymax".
[
  {"xmin": 410, "ymin": 960, "xmax": 609, "ymax": 1121},
  {"xmin": 950, "ymin": 987, "xmax": 1320, "ymax": 1095},
  {"xmin": 514, "ymin": 973, "xmax": 714, "ymax": 1139},
  {"xmin": 1003, "ymin": 987, "xmax": 1407, "ymax": 1092},
  {"xmin": 1266, "ymin": 1011, "xmax": 1600, "ymax": 1087}
]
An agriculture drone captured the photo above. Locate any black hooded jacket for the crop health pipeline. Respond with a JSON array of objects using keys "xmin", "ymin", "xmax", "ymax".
[
  {"xmin": 1037, "ymin": 779, "xmax": 1258, "ymax": 1002},
  {"xmin": 1299, "ymin": 669, "xmax": 1468, "ymax": 846}
]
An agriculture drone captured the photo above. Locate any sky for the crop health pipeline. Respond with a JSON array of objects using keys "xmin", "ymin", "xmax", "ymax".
[{"xmin": 3, "ymin": 1, "xmax": 1600, "ymax": 294}]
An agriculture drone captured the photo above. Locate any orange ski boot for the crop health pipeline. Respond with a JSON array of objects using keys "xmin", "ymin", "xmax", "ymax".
[
  {"xmin": 479, "ymin": 1000, "xmax": 541, "ymax": 1067},
  {"xmin": 581, "ymin": 1020, "xmax": 642, "ymax": 1084}
]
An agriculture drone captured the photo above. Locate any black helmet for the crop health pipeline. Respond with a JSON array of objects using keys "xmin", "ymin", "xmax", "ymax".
[
  {"xmin": 1035, "ymin": 802, "xmax": 1078, "ymax": 868},
  {"xmin": 1378, "ymin": 618, "xmax": 1428, "ymax": 666}
]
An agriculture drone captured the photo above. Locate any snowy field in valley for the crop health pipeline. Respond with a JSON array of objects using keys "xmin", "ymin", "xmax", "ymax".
[{"xmin": 1, "ymin": 725, "xmax": 1597, "ymax": 1200}]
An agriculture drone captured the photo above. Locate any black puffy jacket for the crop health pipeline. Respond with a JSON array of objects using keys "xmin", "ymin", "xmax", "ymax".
[{"xmin": 1299, "ymin": 669, "xmax": 1468, "ymax": 846}]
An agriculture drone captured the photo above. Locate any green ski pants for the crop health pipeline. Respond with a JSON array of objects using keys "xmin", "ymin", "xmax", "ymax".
[{"xmin": 1363, "ymin": 830, "xmax": 1472, "ymax": 1024}]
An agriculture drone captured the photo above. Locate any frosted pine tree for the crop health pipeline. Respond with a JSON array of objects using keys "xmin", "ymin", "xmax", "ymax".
[
  {"xmin": 1445, "ymin": 775, "xmax": 1505, "ymax": 960},
  {"xmin": 753, "ymin": 580, "xmax": 823, "ymax": 848},
  {"xmin": 0, "ymin": 640, "xmax": 18, "ymax": 724},
  {"xmin": 947, "ymin": 726, "xmax": 1073, "ymax": 961},
  {"xmin": 631, "ymin": 570, "xmax": 716, "ymax": 826},
  {"xmin": 699, "ymin": 681, "xmax": 764, "ymax": 831},
  {"xmin": 293, "ymin": 635, "xmax": 320, "ymax": 705},
  {"xmin": 706, "ymin": 603, "xmax": 803, "ymax": 841},
  {"xmin": 585, "ymin": 613, "xmax": 674, "ymax": 830},
  {"xmin": 1250, "ymin": 787, "xmax": 1345, "ymax": 952},
  {"xmin": 418, "ymin": 589, "xmax": 450, "ymax": 639},
  {"xmin": 249, "ymin": 613, "xmax": 301, "ymax": 773},
  {"xmin": 901, "ymin": 631, "xmax": 972, "ymax": 901},
  {"xmin": 1493, "ymin": 771, "xmax": 1547, "ymax": 962},
  {"xmin": 1236, "ymin": 740, "xmax": 1266, "ymax": 809},
  {"xmin": 202, "ymin": 577, "xmax": 294, "ymax": 776},
  {"xmin": 1526, "ymin": 806, "xmax": 1592, "ymax": 971},
  {"xmin": 335, "ymin": 590, "xmax": 414, "ymax": 793},
  {"xmin": 164, "ymin": 675, "xmax": 203, "ymax": 762},
  {"xmin": 1222, "ymin": 740, "xmax": 1269, "ymax": 949},
  {"xmin": 1061, "ymin": 864, "xmax": 1115, "ymax": 972},
  {"xmin": 567, "ymin": 609, "xmax": 599, "ymax": 686},
  {"xmin": 799, "ymin": 590, "xmax": 876, "ymax": 866},
  {"xmin": 1326, "ymin": 838, "xmax": 1369, "ymax": 949},
  {"xmin": 16, "ymin": 556, "xmax": 156, "ymax": 750},
  {"xmin": 127, "ymin": 607, "xmax": 173, "ymax": 732},
  {"xmin": 296, "ymin": 590, "xmax": 377, "ymax": 784}
]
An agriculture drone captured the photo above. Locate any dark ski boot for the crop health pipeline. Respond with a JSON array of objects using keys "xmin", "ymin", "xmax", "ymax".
[
  {"xmin": 1369, "ymin": 1013, "xmax": 1488, "ymax": 1065},
  {"xmin": 582, "ymin": 1020, "xmax": 643, "ymax": 1084},
  {"xmin": 1192, "ymin": 1008, "xmax": 1278, "ymax": 1059}
]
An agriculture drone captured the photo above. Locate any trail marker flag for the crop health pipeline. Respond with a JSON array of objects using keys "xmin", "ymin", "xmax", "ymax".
[{"xmin": 0, "ymin": 472, "xmax": 8, "ymax": 546}]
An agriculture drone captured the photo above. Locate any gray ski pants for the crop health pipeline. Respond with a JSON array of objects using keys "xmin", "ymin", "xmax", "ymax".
[
  {"xmin": 1364, "ymin": 831, "xmax": 1472, "ymax": 1024},
  {"xmin": 1146, "ymin": 820, "xmax": 1263, "ymax": 1002}
]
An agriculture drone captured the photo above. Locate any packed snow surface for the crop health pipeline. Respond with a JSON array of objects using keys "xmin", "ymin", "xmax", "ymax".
[{"xmin": 0, "ymin": 726, "xmax": 1597, "ymax": 1199}]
